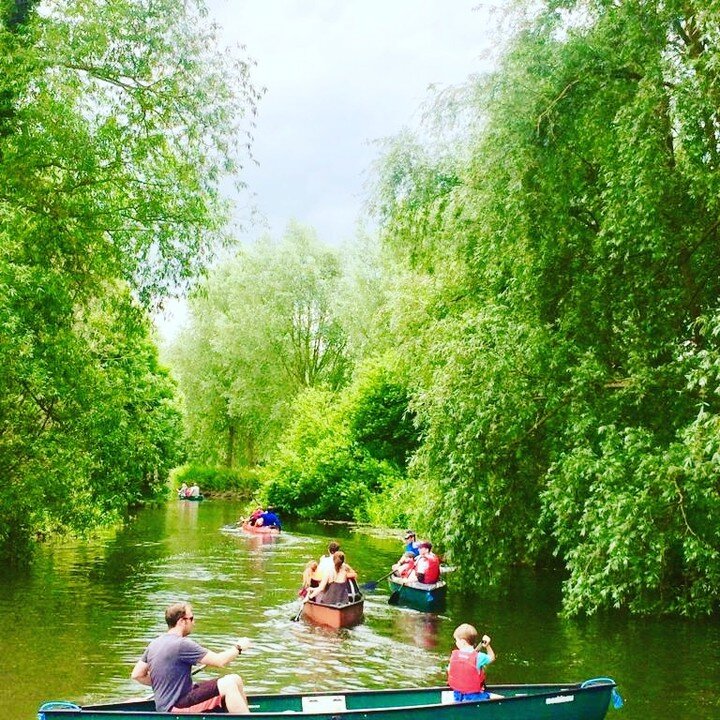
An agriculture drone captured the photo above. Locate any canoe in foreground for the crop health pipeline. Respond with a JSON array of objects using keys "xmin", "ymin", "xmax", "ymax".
[
  {"xmin": 388, "ymin": 576, "xmax": 447, "ymax": 612},
  {"xmin": 38, "ymin": 679, "xmax": 619, "ymax": 720},
  {"xmin": 178, "ymin": 494, "xmax": 204, "ymax": 501},
  {"xmin": 303, "ymin": 597, "xmax": 364, "ymax": 628},
  {"xmin": 240, "ymin": 521, "xmax": 280, "ymax": 535}
]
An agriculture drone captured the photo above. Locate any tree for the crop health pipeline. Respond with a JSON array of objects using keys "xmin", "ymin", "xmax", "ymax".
[
  {"xmin": 370, "ymin": 0, "xmax": 720, "ymax": 615},
  {"xmin": 170, "ymin": 223, "xmax": 349, "ymax": 468},
  {"xmin": 0, "ymin": 284, "xmax": 185, "ymax": 555},
  {"xmin": 0, "ymin": 0, "xmax": 260, "ymax": 555},
  {"xmin": 263, "ymin": 365, "xmax": 413, "ymax": 524}
]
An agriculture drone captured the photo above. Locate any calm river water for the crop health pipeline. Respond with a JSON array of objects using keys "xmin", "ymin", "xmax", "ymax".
[{"xmin": 1, "ymin": 500, "xmax": 718, "ymax": 719}]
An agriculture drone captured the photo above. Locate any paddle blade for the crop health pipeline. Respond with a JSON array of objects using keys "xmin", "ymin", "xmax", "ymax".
[
  {"xmin": 291, "ymin": 597, "xmax": 308, "ymax": 621},
  {"xmin": 291, "ymin": 603, "xmax": 305, "ymax": 621},
  {"xmin": 388, "ymin": 590, "xmax": 401, "ymax": 605},
  {"xmin": 361, "ymin": 570, "xmax": 394, "ymax": 592}
]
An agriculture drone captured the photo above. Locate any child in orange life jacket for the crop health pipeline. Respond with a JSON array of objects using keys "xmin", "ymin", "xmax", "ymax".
[{"xmin": 447, "ymin": 624, "xmax": 497, "ymax": 702}]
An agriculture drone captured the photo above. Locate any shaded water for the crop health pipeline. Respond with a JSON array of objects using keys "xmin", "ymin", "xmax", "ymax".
[{"xmin": 1, "ymin": 500, "xmax": 718, "ymax": 719}]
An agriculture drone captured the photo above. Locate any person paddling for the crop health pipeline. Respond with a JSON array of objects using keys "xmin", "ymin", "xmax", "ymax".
[
  {"xmin": 403, "ymin": 530, "xmax": 420, "ymax": 557},
  {"xmin": 398, "ymin": 541, "xmax": 440, "ymax": 585},
  {"xmin": 131, "ymin": 602, "xmax": 252, "ymax": 713},
  {"xmin": 256, "ymin": 506, "xmax": 282, "ymax": 529},
  {"xmin": 299, "ymin": 560, "xmax": 319, "ymax": 597},
  {"xmin": 307, "ymin": 551, "xmax": 360, "ymax": 605},
  {"xmin": 447, "ymin": 624, "xmax": 500, "ymax": 702},
  {"xmin": 317, "ymin": 541, "xmax": 340, "ymax": 578}
]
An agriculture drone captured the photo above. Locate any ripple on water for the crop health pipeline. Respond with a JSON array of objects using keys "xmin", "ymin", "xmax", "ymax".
[{"xmin": 3, "ymin": 500, "xmax": 713, "ymax": 720}]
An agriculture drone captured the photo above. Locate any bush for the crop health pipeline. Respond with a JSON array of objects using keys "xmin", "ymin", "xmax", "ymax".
[{"xmin": 263, "ymin": 384, "xmax": 408, "ymax": 521}]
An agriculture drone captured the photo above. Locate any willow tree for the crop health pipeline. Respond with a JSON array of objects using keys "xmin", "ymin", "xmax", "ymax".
[
  {"xmin": 170, "ymin": 223, "xmax": 349, "ymax": 468},
  {"xmin": 374, "ymin": 0, "xmax": 720, "ymax": 615},
  {"xmin": 0, "ymin": 0, "xmax": 260, "ymax": 555}
]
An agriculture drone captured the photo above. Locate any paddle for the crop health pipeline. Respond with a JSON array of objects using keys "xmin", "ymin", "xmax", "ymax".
[
  {"xmin": 360, "ymin": 569, "xmax": 395, "ymax": 592},
  {"xmin": 291, "ymin": 596, "xmax": 308, "ymax": 622},
  {"xmin": 388, "ymin": 582, "xmax": 403, "ymax": 605}
]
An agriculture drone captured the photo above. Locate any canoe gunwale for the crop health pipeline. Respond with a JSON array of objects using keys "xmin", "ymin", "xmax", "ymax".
[
  {"xmin": 387, "ymin": 577, "xmax": 447, "ymax": 612},
  {"xmin": 388, "ymin": 577, "xmax": 447, "ymax": 592},
  {"xmin": 304, "ymin": 597, "xmax": 365, "ymax": 610},
  {"xmin": 42, "ymin": 680, "xmax": 617, "ymax": 718}
]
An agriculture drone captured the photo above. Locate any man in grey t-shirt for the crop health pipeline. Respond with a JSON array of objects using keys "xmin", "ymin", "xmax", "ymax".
[{"xmin": 131, "ymin": 602, "xmax": 252, "ymax": 713}]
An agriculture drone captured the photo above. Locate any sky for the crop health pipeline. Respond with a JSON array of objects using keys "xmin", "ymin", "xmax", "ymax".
[{"xmin": 157, "ymin": 0, "xmax": 504, "ymax": 338}]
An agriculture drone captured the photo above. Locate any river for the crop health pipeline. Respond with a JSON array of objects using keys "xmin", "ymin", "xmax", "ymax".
[{"xmin": 1, "ymin": 500, "xmax": 717, "ymax": 719}]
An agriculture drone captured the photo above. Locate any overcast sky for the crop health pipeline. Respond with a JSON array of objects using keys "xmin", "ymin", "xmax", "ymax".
[
  {"xmin": 158, "ymin": 0, "xmax": 502, "ymax": 337},
  {"xmin": 209, "ymin": 0, "xmax": 501, "ymax": 243}
]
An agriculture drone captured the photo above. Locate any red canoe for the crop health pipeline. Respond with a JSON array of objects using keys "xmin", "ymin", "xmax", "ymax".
[
  {"xmin": 240, "ymin": 521, "xmax": 280, "ymax": 535},
  {"xmin": 302, "ymin": 598, "xmax": 364, "ymax": 628}
]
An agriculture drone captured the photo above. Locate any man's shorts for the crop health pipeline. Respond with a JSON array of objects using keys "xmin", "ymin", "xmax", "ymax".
[{"xmin": 171, "ymin": 679, "xmax": 223, "ymax": 713}]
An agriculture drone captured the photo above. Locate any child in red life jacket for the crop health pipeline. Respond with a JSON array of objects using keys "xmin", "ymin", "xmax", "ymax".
[
  {"xmin": 447, "ymin": 624, "xmax": 496, "ymax": 702},
  {"xmin": 392, "ymin": 551, "xmax": 416, "ymax": 578}
]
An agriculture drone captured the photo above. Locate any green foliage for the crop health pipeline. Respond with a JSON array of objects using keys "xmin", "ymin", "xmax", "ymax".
[
  {"xmin": 263, "ymin": 369, "xmax": 411, "ymax": 522},
  {"xmin": 173, "ymin": 465, "xmax": 263, "ymax": 496},
  {"xmin": 345, "ymin": 357, "xmax": 419, "ymax": 468},
  {"xmin": 168, "ymin": 223, "xmax": 350, "ymax": 468},
  {"xmin": 367, "ymin": 0, "xmax": 720, "ymax": 615},
  {"xmin": 0, "ymin": 286, "xmax": 185, "ymax": 556},
  {"xmin": 541, "ymin": 312, "xmax": 720, "ymax": 617},
  {"xmin": 361, "ymin": 470, "xmax": 420, "ymax": 530},
  {"xmin": 0, "ymin": 0, "xmax": 260, "ymax": 556}
]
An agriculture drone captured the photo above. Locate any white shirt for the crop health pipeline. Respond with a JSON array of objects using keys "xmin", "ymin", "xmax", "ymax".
[{"xmin": 317, "ymin": 554, "xmax": 334, "ymax": 578}]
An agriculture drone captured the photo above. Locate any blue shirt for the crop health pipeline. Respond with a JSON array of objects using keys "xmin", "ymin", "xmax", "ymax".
[
  {"xmin": 404, "ymin": 541, "xmax": 420, "ymax": 557},
  {"xmin": 261, "ymin": 511, "xmax": 281, "ymax": 528}
]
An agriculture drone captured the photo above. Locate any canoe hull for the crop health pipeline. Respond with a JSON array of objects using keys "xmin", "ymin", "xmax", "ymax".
[
  {"xmin": 241, "ymin": 521, "xmax": 280, "ymax": 535},
  {"xmin": 178, "ymin": 494, "xmax": 203, "ymax": 501},
  {"xmin": 389, "ymin": 577, "xmax": 447, "ymax": 612},
  {"xmin": 303, "ymin": 598, "xmax": 364, "ymax": 628},
  {"xmin": 39, "ymin": 681, "xmax": 617, "ymax": 720}
]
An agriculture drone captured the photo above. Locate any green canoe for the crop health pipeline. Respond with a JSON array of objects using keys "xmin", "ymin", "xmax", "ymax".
[
  {"xmin": 38, "ymin": 679, "xmax": 620, "ymax": 720},
  {"xmin": 388, "ymin": 576, "xmax": 447, "ymax": 612}
]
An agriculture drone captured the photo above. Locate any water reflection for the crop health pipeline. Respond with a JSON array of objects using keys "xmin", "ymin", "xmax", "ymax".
[
  {"xmin": 0, "ymin": 500, "xmax": 718, "ymax": 720},
  {"xmin": 391, "ymin": 608, "xmax": 442, "ymax": 650}
]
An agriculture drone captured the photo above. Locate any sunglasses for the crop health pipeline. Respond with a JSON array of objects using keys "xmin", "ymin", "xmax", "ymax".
[{"xmin": 183, "ymin": 615, "xmax": 195, "ymax": 621}]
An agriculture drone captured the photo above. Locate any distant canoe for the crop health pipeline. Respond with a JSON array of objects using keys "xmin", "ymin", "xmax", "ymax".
[
  {"xmin": 388, "ymin": 576, "xmax": 447, "ymax": 612},
  {"xmin": 178, "ymin": 494, "xmax": 204, "ymax": 501},
  {"xmin": 38, "ymin": 679, "xmax": 620, "ymax": 720},
  {"xmin": 303, "ymin": 597, "xmax": 364, "ymax": 628},
  {"xmin": 240, "ymin": 521, "xmax": 280, "ymax": 535}
]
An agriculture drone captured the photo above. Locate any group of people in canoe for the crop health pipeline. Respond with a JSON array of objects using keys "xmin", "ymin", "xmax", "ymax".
[
  {"xmin": 243, "ymin": 506, "xmax": 282, "ymax": 529},
  {"xmin": 391, "ymin": 530, "xmax": 441, "ymax": 585},
  {"xmin": 299, "ymin": 540, "xmax": 362, "ymax": 605},
  {"xmin": 130, "ymin": 600, "xmax": 497, "ymax": 713},
  {"xmin": 177, "ymin": 482, "xmax": 201, "ymax": 498}
]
